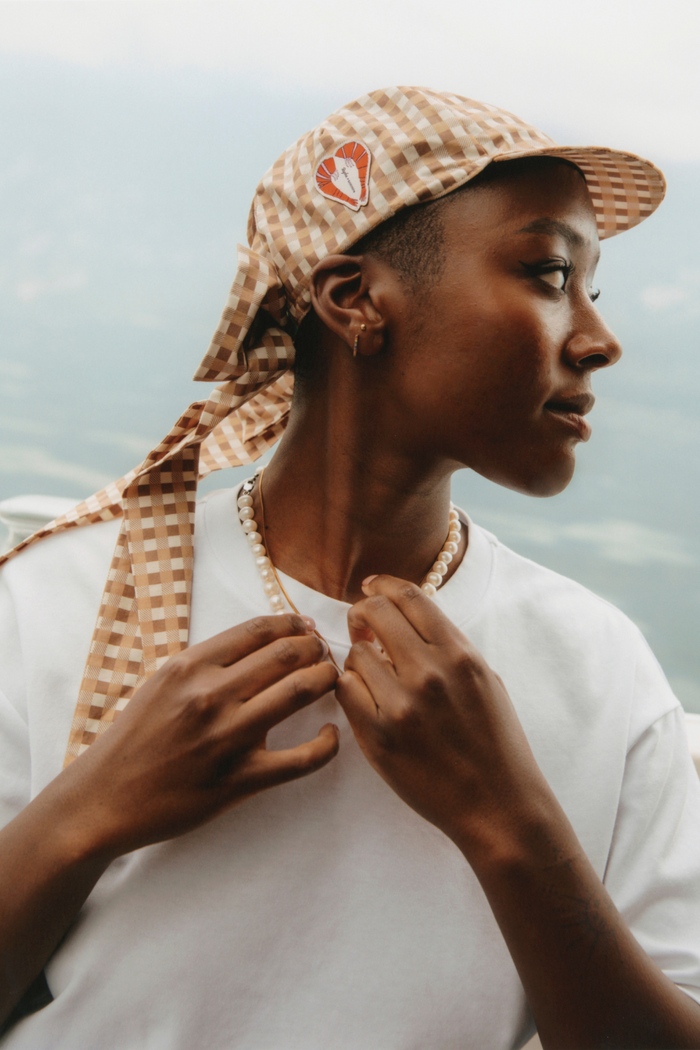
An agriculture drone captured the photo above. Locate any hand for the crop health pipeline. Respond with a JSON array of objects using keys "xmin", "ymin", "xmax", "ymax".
[
  {"xmin": 57, "ymin": 614, "xmax": 339, "ymax": 859},
  {"xmin": 335, "ymin": 576, "xmax": 548, "ymax": 859}
]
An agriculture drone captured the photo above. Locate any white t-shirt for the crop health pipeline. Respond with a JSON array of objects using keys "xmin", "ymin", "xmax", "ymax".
[{"xmin": 1, "ymin": 486, "xmax": 699, "ymax": 1050}]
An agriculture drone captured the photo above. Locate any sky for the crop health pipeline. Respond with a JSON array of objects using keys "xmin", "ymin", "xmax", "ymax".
[
  {"xmin": 1, "ymin": 0, "xmax": 700, "ymax": 707},
  {"xmin": 1, "ymin": 0, "xmax": 700, "ymax": 161}
]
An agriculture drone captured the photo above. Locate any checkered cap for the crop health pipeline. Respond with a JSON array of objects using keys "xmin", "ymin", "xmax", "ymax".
[{"xmin": 0, "ymin": 86, "xmax": 665, "ymax": 765}]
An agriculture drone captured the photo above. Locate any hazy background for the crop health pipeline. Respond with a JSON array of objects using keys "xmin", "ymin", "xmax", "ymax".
[{"xmin": 1, "ymin": 1, "xmax": 700, "ymax": 709}]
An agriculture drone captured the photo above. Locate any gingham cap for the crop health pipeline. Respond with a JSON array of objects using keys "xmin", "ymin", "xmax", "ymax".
[{"xmin": 0, "ymin": 87, "xmax": 666, "ymax": 764}]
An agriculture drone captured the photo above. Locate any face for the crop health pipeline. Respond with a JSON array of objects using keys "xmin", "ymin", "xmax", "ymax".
[{"xmin": 386, "ymin": 161, "xmax": 622, "ymax": 497}]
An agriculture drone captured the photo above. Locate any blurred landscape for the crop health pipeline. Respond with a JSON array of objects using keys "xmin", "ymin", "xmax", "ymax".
[{"xmin": 1, "ymin": 58, "xmax": 699, "ymax": 709}]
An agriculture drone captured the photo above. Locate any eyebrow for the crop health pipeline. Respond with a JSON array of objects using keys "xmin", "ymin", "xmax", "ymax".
[{"xmin": 517, "ymin": 218, "xmax": 585, "ymax": 249}]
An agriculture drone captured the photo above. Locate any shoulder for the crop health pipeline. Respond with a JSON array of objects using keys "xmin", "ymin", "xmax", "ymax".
[
  {"xmin": 0, "ymin": 488, "xmax": 237, "ymax": 614},
  {"xmin": 0, "ymin": 518, "xmax": 122, "ymax": 713},
  {"xmin": 466, "ymin": 519, "xmax": 680, "ymax": 743},
  {"xmin": 465, "ymin": 517, "xmax": 639, "ymax": 640},
  {"xmin": 1, "ymin": 515, "xmax": 121, "ymax": 606}
]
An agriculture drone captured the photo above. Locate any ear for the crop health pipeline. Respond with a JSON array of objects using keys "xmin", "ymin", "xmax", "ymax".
[{"xmin": 308, "ymin": 254, "xmax": 386, "ymax": 357}]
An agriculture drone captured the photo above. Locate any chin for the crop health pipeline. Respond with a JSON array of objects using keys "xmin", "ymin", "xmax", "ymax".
[
  {"xmin": 523, "ymin": 472, "xmax": 574, "ymax": 498},
  {"xmin": 476, "ymin": 451, "xmax": 576, "ymax": 499}
]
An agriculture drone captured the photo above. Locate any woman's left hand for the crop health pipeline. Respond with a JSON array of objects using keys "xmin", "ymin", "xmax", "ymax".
[
  {"xmin": 335, "ymin": 574, "xmax": 550, "ymax": 859},
  {"xmin": 338, "ymin": 576, "xmax": 700, "ymax": 1049}
]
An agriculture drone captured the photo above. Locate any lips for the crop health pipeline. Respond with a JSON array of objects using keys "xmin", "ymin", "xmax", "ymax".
[{"xmin": 543, "ymin": 392, "xmax": 595, "ymax": 441}]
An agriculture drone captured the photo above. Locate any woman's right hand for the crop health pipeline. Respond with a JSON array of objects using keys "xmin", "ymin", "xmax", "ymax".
[{"xmin": 54, "ymin": 614, "xmax": 339, "ymax": 860}]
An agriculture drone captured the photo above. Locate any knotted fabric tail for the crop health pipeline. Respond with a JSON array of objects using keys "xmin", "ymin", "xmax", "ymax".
[{"xmin": 0, "ymin": 245, "xmax": 297, "ymax": 766}]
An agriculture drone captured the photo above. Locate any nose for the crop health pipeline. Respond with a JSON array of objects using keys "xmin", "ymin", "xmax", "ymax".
[{"xmin": 565, "ymin": 311, "xmax": 622, "ymax": 372}]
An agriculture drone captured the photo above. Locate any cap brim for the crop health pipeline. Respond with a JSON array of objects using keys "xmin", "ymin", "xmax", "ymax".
[{"xmin": 493, "ymin": 145, "xmax": 666, "ymax": 239}]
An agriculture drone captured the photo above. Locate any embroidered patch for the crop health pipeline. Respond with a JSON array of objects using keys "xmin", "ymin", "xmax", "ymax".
[{"xmin": 314, "ymin": 141, "xmax": 371, "ymax": 211}]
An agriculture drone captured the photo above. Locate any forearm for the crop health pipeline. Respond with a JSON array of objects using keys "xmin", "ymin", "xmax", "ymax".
[
  {"xmin": 460, "ymin": 794, "xmax": 700, "ymax": 1050},
  {"xmin": 0, "ymin": 782, "xmax": 113, "ymax": 1024}
]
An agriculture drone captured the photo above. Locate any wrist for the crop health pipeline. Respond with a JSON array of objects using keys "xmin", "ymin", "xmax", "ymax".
[
  {"xmin": 29, "ymin": 769, "xmax": 123, "ymax": 870},
  {"xmin": 450, "ymin": 777, "xmax": 571, "ymax": 882}
]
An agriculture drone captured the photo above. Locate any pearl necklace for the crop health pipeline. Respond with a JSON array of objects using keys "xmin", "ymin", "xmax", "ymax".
[{"xmin": 237, "ymin": 472, "xmax": 462, "ymax": 617}]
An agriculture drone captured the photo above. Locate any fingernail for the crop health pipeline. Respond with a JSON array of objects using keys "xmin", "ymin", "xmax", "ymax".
[
  {"xmin": 301, "ymin": 615, "xmax": 316, "ymax": 630},
  {"xmin": 319, "ymin": 637, "xmax": 329, "ymax": 658},
  {"xmin": 361, "ymin": 575, "xmax": 378, "ymax": 589}
]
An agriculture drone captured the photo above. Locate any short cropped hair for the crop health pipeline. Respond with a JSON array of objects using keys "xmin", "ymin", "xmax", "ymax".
[{"xmin": 293, "ymin": 157, "xmax": 582, "ymax": 384}]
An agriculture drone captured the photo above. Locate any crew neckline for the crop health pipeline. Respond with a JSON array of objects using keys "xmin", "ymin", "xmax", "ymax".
[{"xmin": 197, "ymin": 484, "xmax": 494, "ymax": 652}]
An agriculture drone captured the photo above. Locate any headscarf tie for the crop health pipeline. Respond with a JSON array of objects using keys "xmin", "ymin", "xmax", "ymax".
[
  {"xmin": 1, "ymin": 245, "xmax": 296, "ymax": 763},
  {"xmin": 0, "ymin": 86, "xmax": 666, "ymax": 765}
]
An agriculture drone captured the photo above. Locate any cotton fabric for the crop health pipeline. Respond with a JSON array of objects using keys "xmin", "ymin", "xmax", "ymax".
[
  {"xmin": 1, "ymin": 487, "xmax": 699, "ymax": 1050},
  {"xmin": 0, "ymin": 87, "xmax": 667, "ymax": 771}
]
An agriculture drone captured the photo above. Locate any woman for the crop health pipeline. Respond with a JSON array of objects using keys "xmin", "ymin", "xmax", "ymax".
[{"xmin": 0, "ymin": 87, "xmax": 699, "ymax": 1048}]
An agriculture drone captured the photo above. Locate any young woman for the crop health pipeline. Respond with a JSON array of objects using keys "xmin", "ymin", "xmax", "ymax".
[{"xmin": 1, "ymin": 87, "xmax": 699, "ymax": 1049}]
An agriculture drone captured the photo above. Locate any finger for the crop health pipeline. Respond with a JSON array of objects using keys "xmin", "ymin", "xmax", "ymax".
[
  {"xmin": 219, "ymin": 631, "xmax": 329, "ymax": 705},
  {"xmin": 359, "ymin": 575, "xmax": 458, "ymax": 646},
  {"xmin": 184, "ymin": 614, "xmax": 315, "ymax": 670},
  {"xmin": 236, "ymin": 661, "xmax": 339, "ymax": 740},
  {"xmin": 344, "ymin": 638, "xmax": 397, "ymax": 688},
  {"xmin": 342, "ymin": 639, "xmax": 406, "ymax": 718},
  {"xmin": 335, "ymin": 667, "xmax": 381, "ymax": 731},
  {"xmin": 347, "ymin": 593, "xmax": 425, "ymax": 669},
  {"xmin": 251, "ymin": 724, "xmax": 340, "ymax": 789}
]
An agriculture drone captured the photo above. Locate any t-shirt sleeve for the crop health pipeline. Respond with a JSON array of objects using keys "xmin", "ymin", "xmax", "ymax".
[
  {"xmin": 604, "ymin": 693, "xmax": 700, "ymax": 1005},
  {"xmin": 0, "ymin": 575, "xmax": 31, "ymax": 830}
]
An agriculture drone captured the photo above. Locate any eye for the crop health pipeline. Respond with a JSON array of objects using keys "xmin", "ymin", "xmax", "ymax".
[
  {"xmin": 589, "ymin": 287, "xmax": 601, "ymax": 303},
  {"xmin": 539, "ymin": 269, "xmax": 567, "ymax": 291},
  {"xmin": 520, "ymin": 259, "xmax": 574, "ymax": 293}
]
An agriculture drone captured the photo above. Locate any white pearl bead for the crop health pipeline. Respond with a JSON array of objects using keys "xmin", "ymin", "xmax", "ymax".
[
  {"xmin": 426, "ymin": 571, "xmax": 442, "ymax": 587},
  {"xmin": 255, "ymin": 555, "xmax": 271, "ymax": 570},
  {"xmin": 237, "ymin": 494, "xmax": 253, "ymax": 508},
  {"xmin": 247, "ymin": 531, "xmax": 262, "ymax": 545},
  {"xmin": 238, "ymin": 506, "xmax": 255, "ymax": 521},
  {"xmin": 242, "ymin": 519, "xmax": 257, "ymax": 534},
  {"xmin": 449, "ymin": 508, "xmax": 459, "ymax": 522},
  {"xmin": 444, "ymin": 541, "xmax": 458, "ymax": 555},
  {"xmin": 270, "ymin": 594, "xmax": 285, "ymax": 611},
  {"xmin": 448, "ymin": 530, "xmax": 460, "ymax": 545},
  {"xmin": 433, "ymin": 561, "xmax": 448, "ymax": 576},
  {"xmin": 438, "ymin": 550, "xmax": 452, "ymax": 564},
  {"xmin": 260, "ymin": 567, "xmax": 273, "ymax": 580},
  {"xmin": 263, "ymin": 579, "xmax": 279, "ymax": 595},
  {"xmin": 251, "ymin": 543, "xmax": 265, "ymax": 556},
  {"xmin": 421, "ymin": 582, "xmax": 437, "ymax": 597}
]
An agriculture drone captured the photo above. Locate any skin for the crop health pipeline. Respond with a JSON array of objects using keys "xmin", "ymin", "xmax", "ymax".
[
  {"xmin": 1, "ymin": 160, "xmax": 699, "ymax": 1047},
  {"xmin": 0, "ymin": 617, "xmax": 339, "ymax": 1022},
  {"xmin": 259, "ymin": 161, "xmax": 618, "ymax": 603}
]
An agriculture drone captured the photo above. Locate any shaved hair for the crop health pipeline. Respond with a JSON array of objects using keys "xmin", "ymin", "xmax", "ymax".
[{"xmin": 293, "ymin": 156, "xmax": 584, "ymax": 383}]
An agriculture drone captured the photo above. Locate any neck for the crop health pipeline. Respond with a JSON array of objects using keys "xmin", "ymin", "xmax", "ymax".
[{"xmin": 252, "ymin": 390, "xmax": 464, "ymax": 605}]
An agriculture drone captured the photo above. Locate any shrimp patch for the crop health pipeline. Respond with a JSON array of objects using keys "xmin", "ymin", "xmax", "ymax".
[{"xmin": 315, "ymin": 141, "xmax": 371, "ymax": 211}]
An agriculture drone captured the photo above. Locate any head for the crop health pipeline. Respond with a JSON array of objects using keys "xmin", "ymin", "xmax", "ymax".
[
  {"xmin": 195, "ymin": 87, "xmax": 664, "ymax": 492},
  {"xmin": 292, "ymin": 155, "xmax": 621, "ymax": 497}
]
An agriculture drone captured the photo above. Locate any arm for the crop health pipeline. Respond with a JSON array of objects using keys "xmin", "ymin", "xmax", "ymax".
[
  {"xmin": 0, "ymin": 614, "xmax": 338, "ymax": 1025},
  {"xmin": 336, "ymin": 575, "xmax": 700, "ymax": 1050}
]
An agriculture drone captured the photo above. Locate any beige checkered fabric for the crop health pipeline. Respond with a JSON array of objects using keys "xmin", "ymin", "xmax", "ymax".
[{"xmin": 0, "ymin": 87, "xmax": 666, "ymax": 765}]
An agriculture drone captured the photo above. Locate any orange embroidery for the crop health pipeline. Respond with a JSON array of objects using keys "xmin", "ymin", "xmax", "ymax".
[{"xmin": 315, "ymin": 140, "xmax": 371, "ymax": 211}]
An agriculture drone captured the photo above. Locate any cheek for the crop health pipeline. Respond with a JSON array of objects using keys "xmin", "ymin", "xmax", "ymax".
[
  {"xmin": 435, "ymin": 308, "xmax": 552, "ymax": 419},
  {"xmin": 392, "ymin": 286, "xmax": 562, "ymax": 452}
]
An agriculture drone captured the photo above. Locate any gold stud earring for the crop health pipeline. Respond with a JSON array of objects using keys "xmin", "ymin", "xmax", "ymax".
[{"xmin": 353, "ymin": 323, "xmax": 367, "ymax": 357}]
